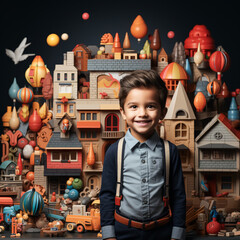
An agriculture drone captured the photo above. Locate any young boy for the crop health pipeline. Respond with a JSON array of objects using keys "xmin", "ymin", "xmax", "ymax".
[{"xmin": 100, "ymin": 70, "xmax": 186, "ymax": 240}]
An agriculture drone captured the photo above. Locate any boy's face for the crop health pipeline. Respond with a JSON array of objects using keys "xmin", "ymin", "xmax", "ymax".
[{"xmin": 120, "ymin": 87, "xmax": 166, "ymax": 142}]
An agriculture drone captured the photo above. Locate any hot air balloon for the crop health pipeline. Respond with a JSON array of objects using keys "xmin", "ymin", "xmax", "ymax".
[
  {"xmin": 8, "ymin": 78, "xmax": 20, "ymax": 105},
  {"xmin": 17, "ymin": 87, "xmax": 34, "ymax": 123},
  {"xmin": 25, "ymin": 56, "xmax": 49, "ymax": 112},
  {"xmin": 130, "ymin": 15, "xmax": 148, "ymax": 42},
  {"xmin": 209, "ymin": 50, "xmax": 230, "ymax": 81},
  {"xmin": 20, "ymin": 188, "xmax": 44, "ymax": 216},
  {"xmin": 207, "ymin": 80, "xmax": 221, "ymax": 96},
  {"xmin": 194, "ymin": 92, "xmax": 206, "ymax": 112}
]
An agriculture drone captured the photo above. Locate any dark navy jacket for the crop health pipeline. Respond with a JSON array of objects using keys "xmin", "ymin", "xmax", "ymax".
[{"xmin": 100, "ymin": 138, "xmax": 186, "ymax": 232}]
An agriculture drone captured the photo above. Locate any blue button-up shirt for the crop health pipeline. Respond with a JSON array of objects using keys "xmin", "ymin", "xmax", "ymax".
[
  {"xmin": 100, "ymin": 129, "xmax": 186, "ymax": 240},
  {"xmin": 119, "ymin": 129, "xmax": 165, "ymax": 220}
]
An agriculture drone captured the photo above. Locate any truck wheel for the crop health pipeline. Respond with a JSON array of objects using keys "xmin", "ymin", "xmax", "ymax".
[
  {"xmin": 77, "ymin": 224, "xmax": 85, "ymax": 233},
  {"xmin": 66, "ymin": 223, "xmax": 75, "ymax": 232}
]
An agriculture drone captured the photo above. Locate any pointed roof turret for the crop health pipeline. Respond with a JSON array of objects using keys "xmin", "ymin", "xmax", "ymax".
[{"xmin": 164, "ymin": 82, "xmax": 196, "ymax": 120}]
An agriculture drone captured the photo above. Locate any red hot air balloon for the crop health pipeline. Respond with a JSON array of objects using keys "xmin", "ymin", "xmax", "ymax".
[{"xmin": 209, "ymin": 50, "xmax": 230, "ymax": 81}]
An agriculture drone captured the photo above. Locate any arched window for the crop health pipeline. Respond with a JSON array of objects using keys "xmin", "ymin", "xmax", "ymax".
[
  {"xmin": 176, "ymin": 110, "xmax": 188, "ymax": 118},
  {"xmin": 175, "ymin": 123, "xmax": 187, "ymax": 138},
  {"xmin": 105, "ymin": 114, "xmax": 119, "ymax": 131}
]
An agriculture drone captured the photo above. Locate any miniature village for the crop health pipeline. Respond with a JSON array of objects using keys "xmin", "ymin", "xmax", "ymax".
[{"xmin": 0, "ymin": 15, "xmax": 240, "ymax": 238}]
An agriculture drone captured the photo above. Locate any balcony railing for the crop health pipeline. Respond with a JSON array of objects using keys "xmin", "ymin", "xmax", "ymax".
[{"xmin": 101, "ymin": 131, "xmax": 125, "ymax": 139}]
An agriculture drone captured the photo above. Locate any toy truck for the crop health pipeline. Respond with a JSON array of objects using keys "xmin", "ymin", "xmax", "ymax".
[{"xmin": 65, "ymin": 208, "xmax": 100, "ymax": 233}]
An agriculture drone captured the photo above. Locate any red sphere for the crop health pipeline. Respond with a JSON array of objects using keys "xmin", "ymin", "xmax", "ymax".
[
  {"xmin": 167, "ymin": 31, "xmax": 175, "ymax": 39},
  {"xmin": 206, "ymin": 218, "xmax": 221, "ymax": 235},
  {"xmin": 26, "ymin": 171, "xmax": 34, "ymax": 181},
  {"xmin": 82, "ymin": 12, "xmax": 89, "ymax": 20},
  {"xmin": 29, "ymin": 140, "xmax": 36, "ymax": 148},
  {"xmin": 17, "ymin": 138, "xmax": 28, "ymax": 149}
]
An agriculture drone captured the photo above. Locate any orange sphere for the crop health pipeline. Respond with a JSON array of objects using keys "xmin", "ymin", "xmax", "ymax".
[
  {"xmin": 26, "ymin": 171, "xmax": 34, "ymax": 181},
  {"xmin": 207, "ymin": 80, "xmax": 221, "ymax": 96},
  {"xmin": 194, "ymin": 92, "xmax": 206, "ymax": 112}
]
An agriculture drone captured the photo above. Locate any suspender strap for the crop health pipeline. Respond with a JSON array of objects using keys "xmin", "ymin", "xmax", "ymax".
[
  {"xmin": 115, "ymin": 138, "xmax": 170, "ymax": 208},
  {"xmin": 115, "ymin": 137, "xmax": 124, "ymax": 206},
  {"xmin": 163, "ymin": 140, "xmax": 170, "ymax": 207}
]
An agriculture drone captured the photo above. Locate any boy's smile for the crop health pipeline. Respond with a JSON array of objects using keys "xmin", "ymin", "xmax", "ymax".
[{"xmin": 120, "ymin": 87, "xmax": 166, "ymax": 142}]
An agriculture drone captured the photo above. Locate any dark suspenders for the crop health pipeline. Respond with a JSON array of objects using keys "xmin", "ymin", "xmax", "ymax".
[{"xmin": 115, "ymin": 137, "xmax": 170, "ymax": 208}]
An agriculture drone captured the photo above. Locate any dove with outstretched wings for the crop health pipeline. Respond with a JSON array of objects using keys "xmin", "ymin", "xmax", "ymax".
[{"xmin": 5, "ymin": 37, "xmax": 35, "ymax": 64}]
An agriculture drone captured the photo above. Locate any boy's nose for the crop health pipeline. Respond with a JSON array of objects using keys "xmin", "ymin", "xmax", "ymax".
[{"xmin": 138, "ymin": 108, "xmax": 148, "ymax": 117}]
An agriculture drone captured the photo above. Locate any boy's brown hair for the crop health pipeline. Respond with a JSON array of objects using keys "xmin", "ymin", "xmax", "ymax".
[{"xmin": 119, "ymin": 70, "xmax": 168, "ymax": 110}]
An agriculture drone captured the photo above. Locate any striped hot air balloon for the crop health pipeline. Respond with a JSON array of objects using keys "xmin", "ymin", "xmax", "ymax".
[
  {"xmin": 20, "ymin": 188, "xmax": 44, "ymax": 216},
  {"xmin": 17, "ymin": 87, "xmax": 34, "ymax": 104},
  {"xmin": 209, "ymin": 50, "xmax": 230, "ymax": 81},
  {"xmin": 160, "ymin": 62, "xmax": 189, "ymax": 91}
]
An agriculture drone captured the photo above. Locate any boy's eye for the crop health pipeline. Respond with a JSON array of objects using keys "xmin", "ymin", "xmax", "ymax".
[
  {"xmin": 129, "ymin": 105, "xmax": 137, "ymax": 109},
  {"xmin": 147, "ymin": 105, "xmax": 156, "ymax": 109}
]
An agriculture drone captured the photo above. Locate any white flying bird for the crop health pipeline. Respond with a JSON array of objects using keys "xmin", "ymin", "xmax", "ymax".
[{"xmin": 5, "ymin": 37, "xmax": 35, "ymax": 64}]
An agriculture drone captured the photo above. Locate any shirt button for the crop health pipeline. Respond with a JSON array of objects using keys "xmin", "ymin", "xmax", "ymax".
[
  {"xmin": 143, "ymin": 200, "xmax": 148, "ymax": 205},
  {"xmin": 152, "ymin": 160, "xmax": 156, "ymax": 164},
  {"xmin": 141, "ymin": 159, "xmax": 145, "ymax": 164},
  {"xmin": 142, "ymin": 178, "xmax": 146, "ymax": 183}
]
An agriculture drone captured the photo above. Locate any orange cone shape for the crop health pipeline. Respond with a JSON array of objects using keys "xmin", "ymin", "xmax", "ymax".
[
  {"xmin": 87, "ymin": 143, "xmax": 95, "ymax": 166},
  {"xmin": 130, "ymin": 15, "xmax": 148, "ymax": 41}
]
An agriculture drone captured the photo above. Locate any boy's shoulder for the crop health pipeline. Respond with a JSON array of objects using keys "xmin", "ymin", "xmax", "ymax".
[{"xmin": 105, "ymin": 138, "xmax": 123, "ymax": 155}]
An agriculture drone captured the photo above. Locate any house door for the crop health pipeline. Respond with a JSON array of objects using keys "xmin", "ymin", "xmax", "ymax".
[
  {"xmin": 88, "ymin": 176, "xmax": 100, "ymax": 190},
  {"xmin": 76, "ymin": 51, "xmax": 83, "ymax": 70}
]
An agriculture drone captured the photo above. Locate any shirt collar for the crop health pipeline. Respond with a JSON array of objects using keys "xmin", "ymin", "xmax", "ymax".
[{"xmin": 125, "ymin": 129, "xmax": 160, "ymax": 151}]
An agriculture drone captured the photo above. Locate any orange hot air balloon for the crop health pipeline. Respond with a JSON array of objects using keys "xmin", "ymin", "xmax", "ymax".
[
  {"xmin": 130, "ymin": 15, "xmax": 148, "ymax": 42},
  {"xmin": 87, "ymin": 143, "xmax": 95, "ymax": 166},
  {"xmin": 207, "ymin": 80, "xmax": 221, "ymax": 96},
  {"xmin": 194, "ymin": 92, "xmax": 206, "ymax": 112},
  {"xmin": 25, "ymin": 56, "xmax": 50, "ymax": 88}
]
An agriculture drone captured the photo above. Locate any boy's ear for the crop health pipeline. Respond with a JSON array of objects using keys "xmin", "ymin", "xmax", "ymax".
[
  {"xmin": 161, "ymin": 107, "xmax": 167, "ymax": 120},
  {"xmin": 120, "ymin": 107, "xmax": 126, "ymax": 120}
]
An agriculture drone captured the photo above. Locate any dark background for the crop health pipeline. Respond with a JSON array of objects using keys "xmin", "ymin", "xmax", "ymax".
[{"xmin": 0, "ymin": 0, "xmax": 239, "ymax": 133}]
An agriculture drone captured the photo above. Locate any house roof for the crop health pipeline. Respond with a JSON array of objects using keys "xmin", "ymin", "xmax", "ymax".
[
  {"xmin": 164, "ymin": 82, "xmax": 196, "ymax": 120},
  {"xmin": 46, "ymin": 132, "xmax": 82, "ymax": 149},
  {"xmin": 195, "ymin": 113, "xmax": 240, "ymax": 142},
  {"xmin": 87, "ymin": 59, "xmax": 151, "ymax": 71},
  {"xmin": 0, "ymin": 160, "xmax": 16, "ymax": 170},
  {"xmin": 72, "ymin": 44, "xmax": 91, "ymax": 54}
]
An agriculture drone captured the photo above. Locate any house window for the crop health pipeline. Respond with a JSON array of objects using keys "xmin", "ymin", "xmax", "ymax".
[
  {"xmin": 202, "ymin": 150, "xmax": 211, "ymax": 160},
  {"xmin": 87, "ymin": 113, "xmax": 91, "ymax": 120},
  {"xmin": 92, "ymin": 113, "xmax": 97, "ymax": 120},
  {"xmin": 179, "ymin": 150, "xmax": 188, "ymax": 165},
  {"xmin": 81, "ymin": 113, "xmax": 85, "ymax": 120},
  {"xmin": 71, "ymin": 73, "xmax": 75, "ymax": 81},
  {"xmin": 213, "ymin": 150, "xmax": 223, "ymax": 160},
  {"xmin": 175, "ymin": 123, "xmax": 187, "ymax": 138},
  {"xmin": 80, "ymin": 130, "xmax": 97, "ymax": 139},
  {"xmin": 176, "ymin": 110, "xmax": 187, "ymax": 118},
  {"xmin": 52, "ymin": 152, "xmax": 60, "ymax": 160},
  {"xmin": 69, "ymin": 104, "xmax": 74, "ymax": 113},
  {"xmin": 57, "ymin": 104, "xmax": 62, "ymax": 114},
  {"xmin": 57, "ymin": 73, "xmax": 60, "ymax": 80},
  {"xmin": 59, "ymin": 85, "xmax": 72, "ymax": 94},
  {"xmin": 51, "ymin": 151, "xmax": 78, "ymax": 162},
  {"xmin": 225, "ymin": 151, "xmax": 234, "ymax": 160},
  {"xmin": 105, "ymin": 113, "xmax": 119, "ymax": 131},
  {"xmin": 221, "ymin": 176, "xmax": 233, "ymax": 191},
  {"xmin": 64, "ymin": 73, "xmax": 67, "ymax": 81},
  {"xmin": 79, "ymin": 112, "xmax": 99, "ymax": 121}
]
